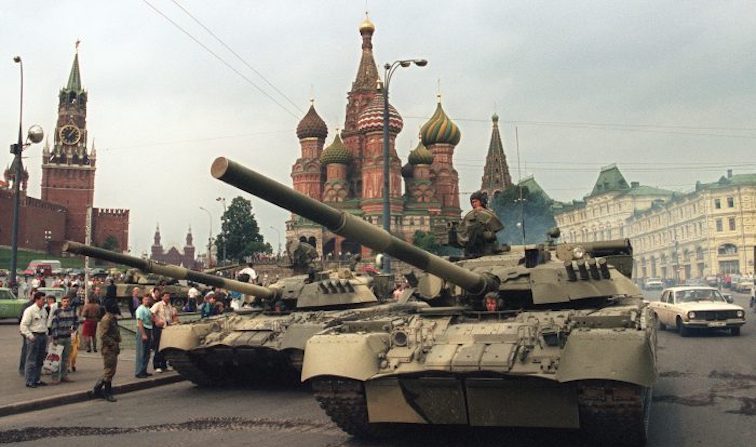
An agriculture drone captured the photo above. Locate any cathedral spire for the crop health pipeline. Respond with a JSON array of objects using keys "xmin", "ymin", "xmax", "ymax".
[
  {"xmin": 480, "ymin": 113, "xmax": 512, "ymax": 196},
  {"xmin": 352, "ymin": 13, "xmax": 380, "ymax": 92},
  {"xmin": 65, "ymin": 42, "xmax": 83, "ymax": 93}
]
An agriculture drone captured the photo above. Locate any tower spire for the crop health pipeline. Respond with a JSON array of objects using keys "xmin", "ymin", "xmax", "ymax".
[
  {"xmin": 480, "ymin": 113, "xmax": 512, "ymax": 196},
  {"xmin": 353, "ymin": 13, "xmax": 379, "ymax": 92},
  {"xmin": 66, "ymin": 41, "xmax": 83, "ymax": 93}
]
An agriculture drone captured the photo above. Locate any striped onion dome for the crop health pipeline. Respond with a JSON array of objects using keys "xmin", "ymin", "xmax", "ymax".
[
  {"xmin": 320, "ymin": 133, "xmax": 351, "ymax": 165},
  {"xmin": 296, "ymin": 104, "xmax": 328, "ymax": 140},
  {"xmin": 420, "ymin": 102, "xmax": 461, "ymax": 146},
  {"xmin": 408, "ymin": 140, "xmax": 433, "ymax": 165},
  {"xmin": 357, "ymin": 93, "xmax": 403, "ymax": 134}
]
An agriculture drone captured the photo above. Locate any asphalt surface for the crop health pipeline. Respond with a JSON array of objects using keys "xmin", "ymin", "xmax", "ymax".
[{"xmin": 0, "ymin": 291, "xmax": 753, "ymax": 446}]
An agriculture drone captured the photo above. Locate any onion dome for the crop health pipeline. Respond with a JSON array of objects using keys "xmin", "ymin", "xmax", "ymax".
[
  {"xmin": 357, "ymin": 93, "xmax": 403, "ymax": 134},
  {"xmin": 492, "ymin": 112, "xmax": 499, "ymax": 122},
  {"xmin": 359, "ymin": 13, "xmax": 375, "ymax": 33},
  {"xmin": 420, "ymin": 102, "xmax": 461, "ymax": 146},
  {"xmin": 296, "ymin": 104, "xmax": 328, "ymax": 140},
  {"xmin": 401, "ymin": 162, "xmax": 413, "ymax": 178},
  {"xmin": 408, "ymin": 140, "xmax": 433, "ymax": 165},
  {"xmin": 320, "ymin": 133, "xmax": 351, "ymax": 165}
]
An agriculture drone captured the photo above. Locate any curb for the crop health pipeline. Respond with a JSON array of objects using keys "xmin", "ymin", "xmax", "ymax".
[{"xmin": 0, "ymin": 374, "xmax": 185, "ymax": 418}]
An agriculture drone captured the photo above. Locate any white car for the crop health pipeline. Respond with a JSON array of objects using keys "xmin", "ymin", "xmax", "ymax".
[
  {"xmin": 644, "ymin": 278, "xmax": 664, "ymax": 290},
  {"xmin": 649, "ymin": 286, "xmax": 745, "ymax": 336}
]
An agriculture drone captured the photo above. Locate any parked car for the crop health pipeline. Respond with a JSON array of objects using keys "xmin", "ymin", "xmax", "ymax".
[
  {"xmin": 734, "ymin": 280, "xmax": 754, "ymax": 293},
  {"xmin": 23, "ymin": 259, "xmax": 63, "ymax": 277},
  {"xmin": 644, "ymin": 278, "xmax": 664, "ymax": 290},
  {"xmin": 0, "ymin": 288, "xmax": 27, "ymax": 320},
  {"xmin": 649, "ymin": 286, "xmax": 746, "ymax": 336},
  {"xmin": 37, "ymin": 287, "xmax": 67, "ymax": 302}
]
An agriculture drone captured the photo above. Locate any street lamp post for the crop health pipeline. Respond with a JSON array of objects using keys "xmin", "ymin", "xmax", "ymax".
[
  {"xmin": 8, "ymin": 56, "xmax": 44, "ymax": 293},
  {"xmin": 216, "ymin": 197, "xmax": 227, "ymax": 264},
  {"xmin": 380, "ymin": 58, "xmax": 427, "ymax": 275},
  {"xmin": 199, "ymin": 206, "xmax": 213, "ymax": 267},
  {"xmin": 269, "ymin": 226, "xmax": 281, "ymax": 259}
]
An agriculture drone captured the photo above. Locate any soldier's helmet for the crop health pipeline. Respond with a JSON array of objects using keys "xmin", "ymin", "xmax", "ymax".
[{"xmin": 470, "ymin": 190, "xmax": 488, "ymax": 208}]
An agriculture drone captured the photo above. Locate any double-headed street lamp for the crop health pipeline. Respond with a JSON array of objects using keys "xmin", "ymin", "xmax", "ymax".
[
  {"xmin": 9, "ymin": 56, "xmax": 44, "ymax": 292},
  {"xmin": 380, "ymin": 58, "xmax": 427, "ymax": 274},
  {"xmin": 216, "ymin": 197, "xmax": 227, "ymax": 264},
  {"xmin": 269, "ymin": 226, "xmax": 281, "ymax": 258},
  {"xmin": 199, "ymin": 206, "xmax": 213, "ymax": 267}
]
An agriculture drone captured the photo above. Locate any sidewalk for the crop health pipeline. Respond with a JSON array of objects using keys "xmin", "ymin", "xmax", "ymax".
[{"xmin": 0, "ymin": 320, "xmax": 185, "ymax": 417}]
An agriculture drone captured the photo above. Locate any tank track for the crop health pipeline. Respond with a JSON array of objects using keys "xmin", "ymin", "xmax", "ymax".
[
  {"xmin": 311, "ymin": 377, "xmax": 395, "ymax": 439},
  {"xmin": 577, "ymin": 380, "xmax": 651, "ymax": 446},
  {"xmin": 162, "ymin": 349, "xmax": 219, "ymax": 387}
]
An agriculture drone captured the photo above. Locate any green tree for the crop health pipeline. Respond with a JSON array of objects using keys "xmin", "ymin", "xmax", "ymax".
[
  {"xmin": 491, "ymin": 186, "xmax": 557, "ymax": 245},
  {"xmin": 215, "ymin": 196, "xmax": 271, "ymax": 262},
  {"xmin": 412, "ymin": 230, "xmax": 441, "ymax": 255},
  {"xmin": 102, "ymin": 235, "xmax": 119, "ymax": 251}
]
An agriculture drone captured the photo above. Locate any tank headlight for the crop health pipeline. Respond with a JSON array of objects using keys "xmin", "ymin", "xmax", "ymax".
[
  {"xmin": 687, "ymin": 311, "xmax": 696, "ymax": 320},
  {"xmin": 572, "ymin": 246, "xmax": 585, "ymax": 260},
  {"xmin": 736, "ymin": 310, "xmax": 744, "ymax": 318},
  {"xmin": 391, "ymin": 330, "xmax": 408, "ymax": 347}
]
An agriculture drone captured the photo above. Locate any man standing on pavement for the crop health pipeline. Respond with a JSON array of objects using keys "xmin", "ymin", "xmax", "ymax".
[
  {"xmin": 151, "ymin": 292, "xmax": 178, "ymax": 372},
  {"xmin": 50, "ymin": 296, "xmax": 78, "ymax": 383},
  {"xmin": 17, "ymin": 292, "xmax": 37, "ymax": 376},
  {"xmin": 135, "ymin": 294, "xmax": 154, "ymax": 378},
  {"xmin": 128, "ymin": 287, "xmax": 141, "ymax": 318},
  {"xmin": 19, "ymin": 292, "xmax": 49, "ymax": 388},
  {"xmin": 93, "ymin": 298, "xmax": 121, "ymax": 402}
]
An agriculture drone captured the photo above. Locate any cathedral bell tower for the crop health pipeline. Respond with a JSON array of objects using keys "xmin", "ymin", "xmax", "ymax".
[{"xmin": 40, "ymin": 42, "xmax": 96, "ymax": 243}]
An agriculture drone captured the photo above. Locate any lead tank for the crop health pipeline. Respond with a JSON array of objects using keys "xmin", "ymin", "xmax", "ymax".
[
  {"xmin": 63, "ymin": 241, "xmax": 419, "ymax": 386},
  {"xmin": 212, "ymin": 157, "xmax": 658, "ymax": 446}
]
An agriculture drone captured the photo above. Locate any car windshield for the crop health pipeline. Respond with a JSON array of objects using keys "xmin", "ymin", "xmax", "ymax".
[
  {"xmin": 0, "ymin": 289, "xmax": 16, "ymax": 300},
  {"xmin": 675, "ymin": 289, "xmax": 725, "ymax": 303}
]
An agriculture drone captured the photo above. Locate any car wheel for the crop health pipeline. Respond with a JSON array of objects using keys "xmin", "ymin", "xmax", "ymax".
[
  {"xmin": 731, "ymin": 327, "xmax": 740, "ymax": 336},
  {"xmin": 676, "ymin": 317, "xmax": 689, "ymax": 337}
]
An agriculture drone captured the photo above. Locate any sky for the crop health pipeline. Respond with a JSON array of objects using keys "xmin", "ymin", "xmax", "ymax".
[{"xmin": 1, "ymin": 0, "xmax": 755, "ymax": 256}]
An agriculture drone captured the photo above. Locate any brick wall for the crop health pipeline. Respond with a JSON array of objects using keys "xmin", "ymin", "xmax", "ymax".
[
  {"xmin": 92, "ymin": 208, "xmax": 130, "ymax": 252},
  {"xmin": 0, "ymin": 190, "xmax": 67, "ymax": 251}
]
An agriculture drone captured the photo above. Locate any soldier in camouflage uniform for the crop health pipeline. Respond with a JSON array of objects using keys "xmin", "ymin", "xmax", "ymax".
[
  {"xmin": 458, "ymin": 191, "xmax": 504, "ymax": 257},
  {"xmin": 93, "ymin": 298, "xmax": 121, "ymax": 402}
]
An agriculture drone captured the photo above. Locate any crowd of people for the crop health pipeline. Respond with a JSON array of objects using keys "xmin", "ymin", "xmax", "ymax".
[{"xmin": 15, "ymin": 276, "xmax": 187, "ymax": 403}]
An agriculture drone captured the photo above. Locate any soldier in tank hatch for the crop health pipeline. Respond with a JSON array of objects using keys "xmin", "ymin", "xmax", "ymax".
[{"xmin": 457, "ymin": 191, "xmax": 504, "ymax": 257}]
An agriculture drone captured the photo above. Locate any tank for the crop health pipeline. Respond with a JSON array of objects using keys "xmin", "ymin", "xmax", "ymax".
[
  {"xmin": 62, "ymin": 241, "xmax": 420, "ymax": 387},
  {"xmin": 211, "ymin": 157, "xmax": 658, "ymax": 446}
]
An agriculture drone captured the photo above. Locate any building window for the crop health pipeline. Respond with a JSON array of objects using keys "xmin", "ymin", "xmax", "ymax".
[
  {"xmin": 728, "ymin": 217, "xmax": 736, "ymax": 231},
  {"xmin": 716, "ymin": 219, "xmax": 722, "ymax": 232},
  {"xmin": 718, "ymin": 243, "xmax": 738, "ymax": 256},
  {"xmin": 727, "ymin": 197, "xmax": 734, "ymax": 208},
  {"xmin": 714, "ymin": 199, "xmax": 721, "ymax": 209}
]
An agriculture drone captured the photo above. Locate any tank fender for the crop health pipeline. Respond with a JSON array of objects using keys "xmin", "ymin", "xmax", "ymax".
[
  {"xmin": 556, "ymin": 329, "xmax": 656, "ymax": 387},
  {"xmin": 158, "ymin": 322, "xmax": 216, "ymax": 352},
  {"xmin": 301, "ymin": 333, "xmax": 390, "ymax": 382}
]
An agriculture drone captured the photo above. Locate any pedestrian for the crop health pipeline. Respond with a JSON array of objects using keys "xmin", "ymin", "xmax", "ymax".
[
  {"xmin": 17, "ymin": 292, "xmax": 37, "ymax": 376},
  {"xmin": 187, "ymin": 284, "xmax": 200, "ymax": 311},
  {"xmin": 150, "ymin": 292, "xmax": 178, "ymax": 372},
  {"xmin": 200, "ymin": 293, "xmax": 217, "ymax": 318},
  {"xmin": 44, "ymin": 295, "xmax": 58, "ymax": 335},
  {"xmin": 238, "ymin": 263, "xmax": 258, "ymax": 284},
  {"xmin": 93, "ymin": 298, "xmax": 121, "ymax": 402},
  {"xmin": 49, "ymin": 295, "xmax": 78, "ymax": 383},
  {"xmin": 135, "ymin": 294, "xmax": 154, "ymax": 378},
  {"xmin": 128, "ymin": 287, "xmax": 141, "ymax": 318},
  {"xmin": 81, "ymin": 298, "xmax": 101, "ymax": 352},
  {"xmin": 19, "ymin": 291, "xmax": 49, "ymax": 388}
]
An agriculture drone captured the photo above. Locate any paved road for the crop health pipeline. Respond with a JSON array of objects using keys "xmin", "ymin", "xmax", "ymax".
[{"xmin": 1, "ymin": 292, "xmax": 753, "ymax": 446}]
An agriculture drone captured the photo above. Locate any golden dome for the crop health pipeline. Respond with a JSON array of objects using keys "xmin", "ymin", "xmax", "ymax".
[{"xmin": 359, "ymin": 13, "xmax": 375, "ymax": 33}]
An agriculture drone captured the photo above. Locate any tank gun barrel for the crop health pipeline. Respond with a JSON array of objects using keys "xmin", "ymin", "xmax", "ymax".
[
  {"xmin": 62, "ymin": 241, "xmax": 276, "ymax": 299},
  {"xmin": 211, "ymin": 157, "xmax": 494, "ymax": 295}
]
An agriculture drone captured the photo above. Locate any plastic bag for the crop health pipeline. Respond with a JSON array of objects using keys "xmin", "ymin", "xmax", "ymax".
[{"xmin": 42, "ymin": 343, "xmax": 65, "ymax": 375}]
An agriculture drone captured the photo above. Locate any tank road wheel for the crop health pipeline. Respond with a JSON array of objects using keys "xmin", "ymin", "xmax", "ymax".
[
  {"xmin": 655, "ymin": 313, "xmax": 666, "ymax": 331},
  {"xmin": 578, "ymin": 381, "xmax": 651, "ymax": 447},
  {"xmin": 162, "ymin": 349, "xmax": 218, "ymax": 387},
  {"xmin": 676, "ymin": 317, "xmax": 690, "ymax": 337},
  {"xmin": 311, "ymin": 377, "xmax": 396, "ymax": 439},
  {"xmin": 731, "ymin": 327, "xmax": 741, "ymax": 336}
]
